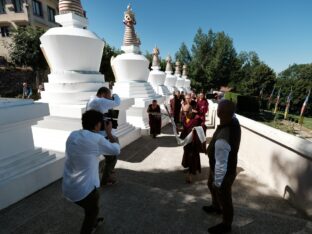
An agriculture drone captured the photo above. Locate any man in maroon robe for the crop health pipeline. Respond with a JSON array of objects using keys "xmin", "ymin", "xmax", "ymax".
[
  {"xmin": 180, "ymin": 104, "xmax": 204, "ymax": 183},
  {"xmin": 170, "ymin": 91, "xmax": 182, "ymax": 124},
  {"xmin": 147, "ymin": 100, "xmax": 161, "ymax": 138},
  {"xmin": 196, "ymin": 92, "xmax": 209, "ymax": 134}
]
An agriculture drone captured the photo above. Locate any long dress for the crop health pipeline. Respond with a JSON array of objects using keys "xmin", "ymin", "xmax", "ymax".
[
  {"xmin": 180, "ymin": 114, "xmax": 203, "ymax": 174},
  {"xmin": 147, "ymin": 104, "xmax": 161, "ymax": 136},
  {"xmin": 196, "ymin": 98, "xmax": 209, "ymax": 134},
  {"xmin": 170, "ymin": 95, "xmax": 182, "ymax": 124}
]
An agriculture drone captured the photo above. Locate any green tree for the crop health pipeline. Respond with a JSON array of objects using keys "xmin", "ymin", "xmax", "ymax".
[
  {"xmin": 189, "ymin": 28, "xmax": 239, "ymax": 91},
  {"xmin": 276, "ymin": 63, "xmax": 312, "ymax": 116},
  {"xmin": 189, "ymin": 28, "xmax": 213, "ymax": 91},
  {"xmin": 9, "ymin": 26, "xmax": 48, "ymax": 86},
  {"xmin": 99, "ymin": 41, "xmax": 121, "ymax": 83},
  {"xmin": 234, "ymin": 51, "xmax": 276, "ymax": 96},
  {"xmin": 175, "ymin": 42, "xmax": 192, "ymax": 65}
]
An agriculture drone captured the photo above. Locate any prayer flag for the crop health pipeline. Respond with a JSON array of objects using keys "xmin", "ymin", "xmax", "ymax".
[
  {"xmin": 299, "ymin": 89, "xmax": 311, "ymax": 125},
  {"xmin": 284, "ymin": 88, "xmax": 292, "ymax": 119}
]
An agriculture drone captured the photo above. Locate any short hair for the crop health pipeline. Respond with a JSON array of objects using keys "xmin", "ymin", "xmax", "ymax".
[
  {"xmin": 152, "ymin": 99, "xmax": 157, "ymax": 103},
  {"xmin": 96, "ymin": 87, "xmax": 110, "ymax": 96},
  {"xmin": 218, "ymin": 99, "xmax": 236, "ymax": 117},
  {"xmin": 82, "ymin": 110, "xmax": 103, "ymax": 131}
]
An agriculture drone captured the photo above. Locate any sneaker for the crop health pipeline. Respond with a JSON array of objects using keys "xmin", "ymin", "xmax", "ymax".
[
  {"xmin": 202, "ymin": 205, "xmax": 222, "ymax": 215},
  {"xmin": 91, "ymin": 217, "xmax": 104, "ymax": 234},
  {"xmin": 208, "ymin": 223, "xmax": 231, "ymax": 234}
]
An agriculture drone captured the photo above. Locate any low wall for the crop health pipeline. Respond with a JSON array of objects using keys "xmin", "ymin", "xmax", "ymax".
[{"xmin": 236, "ymin": 114, "xmax": 312, "ymax": 218}]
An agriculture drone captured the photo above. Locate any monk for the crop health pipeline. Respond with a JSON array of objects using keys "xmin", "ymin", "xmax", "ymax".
[
  {"xmin": 170, "ymin": 91, "xmax": 182, "ymax": 124},
  {"xmin": 196, "ymin": 92, "xmax": 209, "ymax": 134},
  {"xmin": 147, "ymin": 100, "xmax": 161, "ymax": 138},
  {"xmin": 180, "ymin": 104, "xmax": 203, "ymax": 183}
]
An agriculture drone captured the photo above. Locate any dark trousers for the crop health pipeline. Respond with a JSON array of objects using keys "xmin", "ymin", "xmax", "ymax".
[
  {"xmin": 208, "ymin": 170, "xmax": 236, "ymax": 225},
  {"xmin": 75, "ymin": 188, "xmax": 100, "ymax": 234},
  {"xmin": 100, "ymin": 155, "xmax": 117, "ymax": 184}
]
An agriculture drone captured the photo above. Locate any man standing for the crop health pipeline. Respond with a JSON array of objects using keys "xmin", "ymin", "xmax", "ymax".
[
  {"xmin": 22, "ymin": 82, "xmax": 32, "ymax": 99},
  {"xmin": 203, "ymin": 100, "xmax": 241, "ymax": 234},
  {"xmin": 63, "ymin": 110, "xmax": 120, "ymax": 234},
  {"xmin": 86, "ymin": 87, "xmax": 121, "ymax": 186},
  {"xmin": 170, "ymin": 91, "xmax": 182, "ymax": 124},
  {"xmin": 147, "ymin": 100, "xmax": 162, "ymax": 138},
  {"xmin": 196, "ymin": 92, "xmax": 209, "ymax": 134}
]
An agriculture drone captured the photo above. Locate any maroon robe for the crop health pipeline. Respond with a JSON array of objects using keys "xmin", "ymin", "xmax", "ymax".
[
  {"xmin": 196, "ymin": 98, "xmax": 209, "ymax": 133},
  {"xmin": 147, "ymin": 104, "xmax": 161, "ymax": 136},
  {"xmin": 170, "ymin": 95, "xmax": 182, "ymax": 124},
  {"xmin": 180, "ymin": 114, "xmax": 203, "ymax": 174}
]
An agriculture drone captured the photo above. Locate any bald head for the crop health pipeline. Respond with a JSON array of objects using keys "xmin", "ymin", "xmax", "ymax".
[{"xmin": 217, "ymin": 100, "xmax": 235, "ymax": 124}]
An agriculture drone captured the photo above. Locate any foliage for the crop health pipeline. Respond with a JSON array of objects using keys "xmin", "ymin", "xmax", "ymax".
[
  {"xmin": 9, "ymin": 26, "xmax": 47, "ymax": 71},
  {"xmin": 275, "ymin": 63, "xmax": 312, "ymax": 116},
  {"xmin": 189, "ymin": 29, "xmax": 240, "ymax": 92},
  {"xmin": 100, "ymin": 41, "xmax": 121, "ymax": 82},
  {"xmin": 175, "ymin": 42, "xmax": 192, "ymax": 65},
  {"xmin": 224, "ymin": 92, "xmax": 240, "ymax": 103},
  {"xmin": 231, "ymin": 51, "xmax": 276, "ymax": 96}
]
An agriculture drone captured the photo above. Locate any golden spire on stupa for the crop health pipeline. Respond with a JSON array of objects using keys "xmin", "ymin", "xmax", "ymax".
[
  {"xmin": 123, "ymin": 4, "xmax": 141, "ymax": 47},
  {"xmin": 174, "ymin": 60, "xmax": 181, "ymax": 76},
  {"xmin": 165, "ymin": 55, "xmax": 173, "ymax": 72},
  {"xmin": 59, "ymin": 0, "xmax": 84, "ymax": 17},
  {"xmin": 152, "ymin": 46, "xmax": 160, "ymax": 67},
  {"xmin": 182, "ymin": 64, "xmax": 188, "ymax": 77}
]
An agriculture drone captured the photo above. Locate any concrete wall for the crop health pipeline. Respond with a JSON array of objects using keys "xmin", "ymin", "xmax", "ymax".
[{"xmin": 236, "ymin": 114, "xmax": 312, "ymax": 218}]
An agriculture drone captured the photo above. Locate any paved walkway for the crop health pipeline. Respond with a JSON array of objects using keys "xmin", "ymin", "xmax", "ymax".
[{"xmin": 0, "ymin": 126, "xmax": 311, "ymax": 234}]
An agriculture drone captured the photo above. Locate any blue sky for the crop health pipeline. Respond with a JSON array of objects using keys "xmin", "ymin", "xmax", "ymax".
[{"xmin": 81, "ymin": 0, "xmax": 312, "ymax": 73}]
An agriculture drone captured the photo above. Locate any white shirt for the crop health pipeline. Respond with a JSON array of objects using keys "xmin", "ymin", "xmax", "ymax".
[
  {"xmin": 86, "ymin": 94, "xmax": 121, "ymax": 114},
  {"xmin": 214, "ymin": 139, "xmax": 231, "ymax": 187},
  {"xmin": 62, "ymin": 130, "xmax": 120, "ymax": 202}
]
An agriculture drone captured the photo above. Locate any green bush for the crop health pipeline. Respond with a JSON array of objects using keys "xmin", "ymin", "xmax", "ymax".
[
  {"xmin": 236, "ymin": 95, "xmax": 260, "ymax": 113},
  {"xmin": 224, "ymin": 92, "xmax": 239, "ymax": 103}
]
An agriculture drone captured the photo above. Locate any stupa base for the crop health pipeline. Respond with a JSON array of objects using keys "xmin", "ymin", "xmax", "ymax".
[
  {"xmin": 32, "ymin": 98, "xmax": 141, "ymax": 152},
  {"xmin": 0, "ymin": 99, "xmax": 62, "ymax": 210}
]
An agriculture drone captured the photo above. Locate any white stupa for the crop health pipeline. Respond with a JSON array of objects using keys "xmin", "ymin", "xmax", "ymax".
[
  {"xmin": 111, "ymin": 5, "xmax": 166, "ymax": 134},
  {"xmin": 174, "ymin": 61, "xmax": 186, "ymax": 92},
  {"xmin": 182, "ymin": 64, "xmax": 191, "ymax": 93},
  {"xmin": 164, "ymin": 55, "xmax": 177, "ymax": 93},
  {"xmin": 148, "ymin": 46, "xmax": 170, "ymax": 98},
  {"xmin": 32, "ymin": 1, "xmax": 141, "ymax": 152}
]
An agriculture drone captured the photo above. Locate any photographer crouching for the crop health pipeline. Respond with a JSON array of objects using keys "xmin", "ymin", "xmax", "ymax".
[
  {"xmin": 62, "ymin": 110, "xmax": 120, "ymax": 234},
  {"xmin": 86, "ymin": 87, "xmax": 121, "ymax": 186}
]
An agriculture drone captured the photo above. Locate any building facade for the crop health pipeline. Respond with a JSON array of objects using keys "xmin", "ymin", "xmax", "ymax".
[{"xmin": 0, "ymin": 0, "xmax": 59, "ymax": 60}]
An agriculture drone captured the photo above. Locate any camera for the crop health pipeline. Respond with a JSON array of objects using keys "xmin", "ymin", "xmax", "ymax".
[{"xmin": 103, "ymin": 109, "xmax": 119, "ymax": 129}]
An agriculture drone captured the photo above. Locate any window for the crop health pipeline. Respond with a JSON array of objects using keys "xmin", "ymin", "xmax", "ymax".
[
  {"xmin": 32, "ymin": 0, "xmax": 43, "ymax": 17},
  {"xmin": 0, "ymin": 0, "xmax": 5, "ymax": 14},
  {"xmin": 0, "ymin": 27, "xmax": 10, "ymax": 37},
  {"xmin": 47, "ymin": 6, "xmax": 55, "ymax": 22},
  {"xmin": 13, "ymin": 0, "xmax": 23, "ymax": 13}
]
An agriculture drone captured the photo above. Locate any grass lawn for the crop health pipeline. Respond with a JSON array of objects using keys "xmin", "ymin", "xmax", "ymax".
[{"xmin": 240, "ymin": 110, "xmax": 312, "ymax": 135}]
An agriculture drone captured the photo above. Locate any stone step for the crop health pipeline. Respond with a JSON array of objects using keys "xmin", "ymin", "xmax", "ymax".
[
  {"xmin": 0, "ymin": 151, "xmax": 55, "ymax": 182},
  {"xmin": 48, "ymin": 73, "xmax": 104, "ymax": 83},
  {"xmin": 0, "ymin": 148, "xmax": 43, "ymax": 169},
  {"xmin": 44, "ymin": 82, "xmax": 104, "ymax": 93},
  {"xmin": 41, "ymin": 91, "xmax": 95, "ymax": 104},
  {"xmin": 0, "ymin": 151, "xmax": 65, "ymax": 210},
  {"xmin": 36, "ymin": 116, "xmax": 81, "ymax": 131}
]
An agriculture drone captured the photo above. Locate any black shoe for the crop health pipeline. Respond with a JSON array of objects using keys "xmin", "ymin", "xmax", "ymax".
[
  {"xmin": 202, "ymin": 205, "xmax": 222, "ymax": 215},
  {"xmin": 91, "ymin": 217, "xmax": 104, "ymax": 234},
  {"xmin": 208, "ymin": 223, "xmax": 231, "ymax": 234}
]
